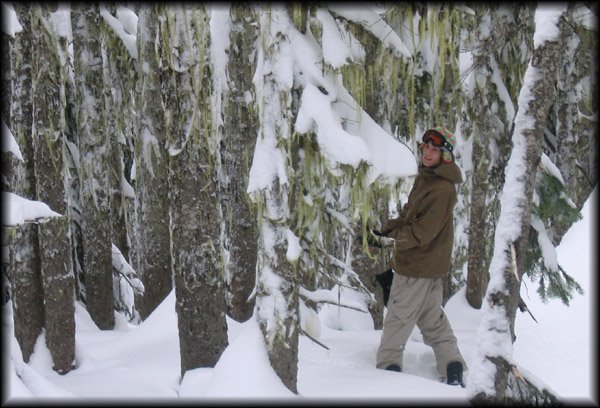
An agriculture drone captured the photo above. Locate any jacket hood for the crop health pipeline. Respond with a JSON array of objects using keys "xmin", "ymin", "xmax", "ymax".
[{"xmin": 420, "ymin": 161, "xmax": 463, "ymax": 184}]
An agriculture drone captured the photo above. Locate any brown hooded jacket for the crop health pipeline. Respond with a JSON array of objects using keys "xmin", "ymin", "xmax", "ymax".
[{"xmin": 381, "ymin": 161, "xmax": 463, "ymax": 279}]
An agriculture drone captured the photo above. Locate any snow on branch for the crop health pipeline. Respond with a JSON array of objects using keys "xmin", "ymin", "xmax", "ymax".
[
  {"xmin": 295, "ymin": 83, "xmax": 371, "ymax": 169},
  {"xmin": 1, "ymin": 2, "xmax": 23, "ymax": 37},
  {"xmin": 315, "ymin": 9, "xmax": 365, "ymax": 69},
  {"xmin": 100, "ymin": 5, "xmax": 137, "ymax": 60},
  {"xmin": 299, "ymin": 287, "xmax": 368, "ymax": 313},
  {"xmin": 112, "ymin": 243, "xmax": 144, "ymax": 321},
  {"xmin": 288, "ymin": 24, "xmax": 416, "ymax": 185},
  {"xmin": 111, "ymin": 244, "xmax": 144, "ymax": 295},
  {"xmin": 530, "ymin": 214, "xmax": 559, "ymax": 272},
  {"xmin": 2, "ymin": 192, "xmax": 62, "ymax": 226},
  {"xmin": 327, "ymin": 5, "xmax": 412, "ymax": 59},
  {"xmin": 1, "ymin": 119, "xmax": 23, "ymax": 161}
]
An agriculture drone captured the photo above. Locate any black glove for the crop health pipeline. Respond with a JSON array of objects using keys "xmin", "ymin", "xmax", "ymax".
[
  {"xmin": 375, "ymin": 269, "xmax": 394, "ymax": 307},
  {"xmin": 355, "ymin": 229, "xmax": 389, "ymax": 249}
]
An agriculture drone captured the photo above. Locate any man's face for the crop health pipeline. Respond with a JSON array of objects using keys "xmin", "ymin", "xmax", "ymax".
[{"xmin": 421, "ymin": 142, "xmax": 442, "ymax": 167}]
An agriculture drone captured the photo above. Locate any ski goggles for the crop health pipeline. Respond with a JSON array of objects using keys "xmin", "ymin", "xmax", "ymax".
[{"xmin": 422, "ymin": 129, "xmax": 453, "ymax": 152}]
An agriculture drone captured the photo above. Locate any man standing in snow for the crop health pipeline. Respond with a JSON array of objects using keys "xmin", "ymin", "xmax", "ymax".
[{"xmin": 373, "ymin": 127, "xmax": 466, "ymax": 386}]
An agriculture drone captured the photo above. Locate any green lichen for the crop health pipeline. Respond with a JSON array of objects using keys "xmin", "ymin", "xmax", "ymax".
[{"xmin": 290, "ymin": 3, "xmax": 307, "ymax": 33}]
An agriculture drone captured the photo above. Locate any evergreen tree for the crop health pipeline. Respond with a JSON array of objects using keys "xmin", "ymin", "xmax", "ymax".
[
  {"xmin": 3, "ymin": 4, "xmax": 596, "ymax": 396},
  {"xmin": 546, "ymin": 3, "xmax": 598, "ymax": 236}
]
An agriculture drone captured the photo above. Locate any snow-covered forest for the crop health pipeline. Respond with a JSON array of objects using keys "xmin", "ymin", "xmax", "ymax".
[{"xmin": 2, "ymin": 2, "xmax": 597, "ymax": 405}]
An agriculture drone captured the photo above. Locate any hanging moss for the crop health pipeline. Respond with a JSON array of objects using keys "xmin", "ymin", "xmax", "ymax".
[
  {"xmin": 341, "ymin": 63, "xmax": 367, "ymax": 111},
  {"xmin": 309, "ymin": 13, "xmax": 322, "ymax": 45},
  {"xmin": 32, "ymin": 10, "xmax": 67, "ymax": 175},
  {"xmin": 289, "ymin": 3, "xmax": 308, "ymax": 33}
]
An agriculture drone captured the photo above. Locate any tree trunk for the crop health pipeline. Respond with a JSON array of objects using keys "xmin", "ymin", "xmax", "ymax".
[
  {"xmin": 256, "ymin": 219, "xmax": 300, "ymax": 394},
  {"xmin": 550, "ymin": 10, "xmax": 598, "ymax": 240},
  {"xmin": 71, "ymin": 4, "xmax": 114, "ymax": 330},
  {"xmin": 220, "ymin": 4, "xmax": 260, "ymax": 322},
  {"xmin": 471, "ymin": 6, "xmax": 567, "ymax": 403},
  {"xmin": 133, "ymin": 5, "xmax": 172, "ymax": 321},
  {"xmin": 163, "ymin": 4, "xmax": 229, "ymax": 376},
  {"xmin": 351, "ymin": 243, "xmax": 387, "ymax": 329},
  {"xmin": 5, "ymin": 4, "xmax": 45, "ymax": 363},
  {"xmin": 101, "ymin": 7, "xmax": 136, "ymax": 263},
  {"xmin": 1, "ymin": 28, "xmax": 11, "ymax": 306},
  {"xmin": 30, "ymin": 4, "xmax": 76, "ymax": 374},
  {"xmin": 251, "ymin": 7, "xmax": 300, "ymax": 394},
  {"xmin": 465, "ymin": 6, "xmax": 494, "ymax": 310}
]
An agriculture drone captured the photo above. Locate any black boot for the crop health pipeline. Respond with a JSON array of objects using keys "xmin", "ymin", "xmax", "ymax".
[
  {"xmin": 446, "ymin": 361, "xmax": 464, "ymax": 386},
  {"xmin": 385, "ymin": 364, "xmax": 402, "ymax": 372}
]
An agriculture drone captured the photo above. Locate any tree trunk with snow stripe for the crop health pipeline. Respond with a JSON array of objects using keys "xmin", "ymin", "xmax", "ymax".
[
  {"xmin": 250, "ymin": 6, "xmax": 300, "ymax": 393},
  {"xmin": 470, "ymin": 6, "xmax": 569, "ymax": 404}
]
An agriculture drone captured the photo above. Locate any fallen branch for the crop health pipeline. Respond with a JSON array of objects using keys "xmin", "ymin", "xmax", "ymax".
[
  {"xmin": 518, "ymin": 297, "xmax": 538, "ymax": 323},
  {"xmin": 299, "ymin": 292, "xmax": 368, "ymax": 314},
  {"xmin": 300, "ymin": 327, "xmax": 330, "ymax": 350}
]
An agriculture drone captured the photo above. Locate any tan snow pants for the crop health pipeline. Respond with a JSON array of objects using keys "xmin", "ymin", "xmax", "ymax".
[{"xmin": 376, "ymin": 272, "xmax": 466, "ymax": 378}]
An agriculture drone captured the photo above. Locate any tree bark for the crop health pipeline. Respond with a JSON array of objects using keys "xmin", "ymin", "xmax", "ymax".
[
  {"xmin": 5, "ymin": 4, "xmax": 45, "ymax": 363},
  {"xmin": 550, "ymin": 10, "xmax": 598, "ymax": 241},
  {"xmin": 255, "ymin": 219, "xmax": 300, "ymax": 394},
  {"xmin": 163, "ymin": 4, "xmax": 229, "ymax": 376},
  {"xmin": 101, "ymin": 7, "xmax": 136, "ymax": 263},
  {"xmin": 466, "ymin": 6, "xmax": 494, "ymax": 310},
  {"xmin": 71, "ymin": 4, "xmax": 114, "ymax": 331},
  {"xmin": 1, "ymin": 26, "xmax": 11, "ymax": 305},
  {"xmin": 351, "ymin": 243, "xmax": 387, "ymax": 329},
  {"xmin": 251, "ymin": 7, "xmax": 300, "ymax": 393},
  {"xmin": 133, "ymin": 5, "xmax": 172, "ymax": 321},
  {"xmin": 471, "ymin": 6, "xmax": 567, "ymax": 403},
  {"xmin": 220, "ymin": 4, "xmax": 260, "ymax": 322},
  {"xmin": 31, "ymin": 4, "xmax": 76, "ymax": 374}
]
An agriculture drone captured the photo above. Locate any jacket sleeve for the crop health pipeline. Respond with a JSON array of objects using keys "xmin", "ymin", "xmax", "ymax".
[
  {"xmin": 381, "ymin": 216, "xmax": 405, "ymax": 236},
  {"xmin": 380, "ymin": 198, "xmax": 411, "ymax": 235},
  {"xmin": 389, "ymin": 184, "xmax": 454, "ymax": 250}
]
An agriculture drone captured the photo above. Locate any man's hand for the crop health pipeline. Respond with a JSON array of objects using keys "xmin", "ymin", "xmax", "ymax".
[
  {"xmin": 372, "ymin": 230, "xmax": 387, "ymax": 237},
  {"xmin": 355, "ymin": 229, "xmax": 390, "ymax": 252}
]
